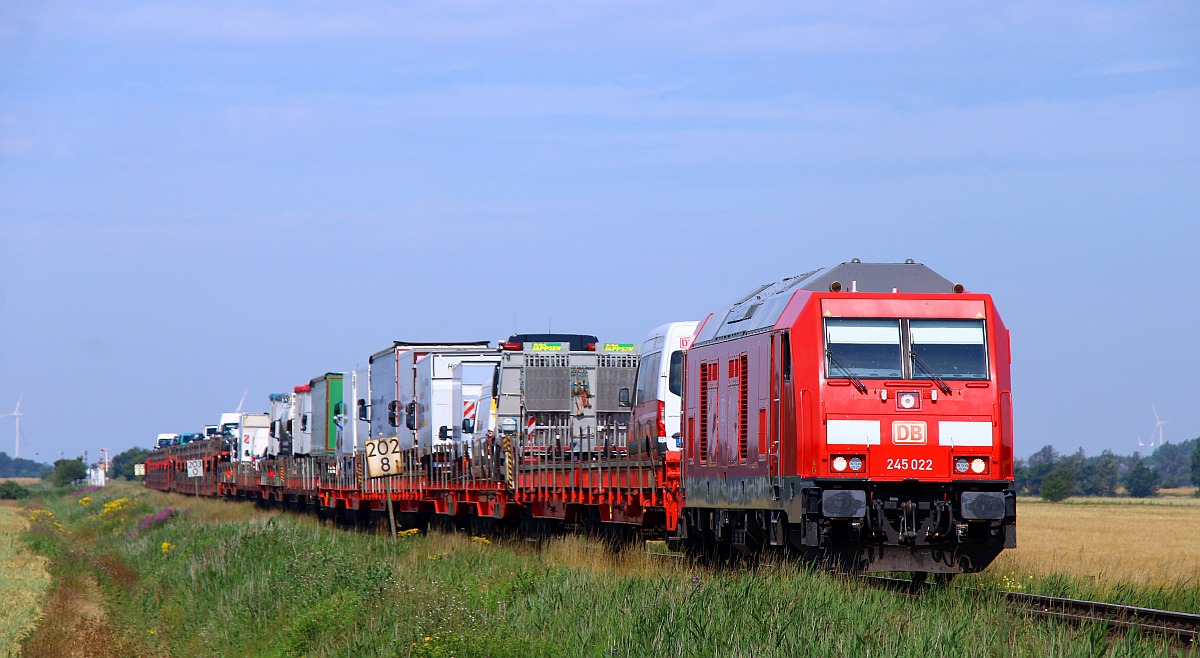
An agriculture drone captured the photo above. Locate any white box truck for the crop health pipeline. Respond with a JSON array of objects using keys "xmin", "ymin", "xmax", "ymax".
[
  {"xmin": 451, "ymin": 359, "xmax": 502, "ymax": 445},
  {"xmin": 291, "ymin": 384, "xmax": 313, "ymax": 455},
  {"xmin": 366, "ymin": 341, "xmax": 490, "ymax": 448},
  {"xmin": 411, "ymin": 352, "xmax": 501, "ymax": 452},
  {"xmin": 222, "ymin": 412, "xmax": 271, "ymax": 462}
]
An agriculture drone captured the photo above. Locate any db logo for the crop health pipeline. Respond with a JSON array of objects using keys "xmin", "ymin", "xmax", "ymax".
[
  {"xmin": 892, "ymin": 421, "xmax": 927, "ymax": 445},
  {"xmin": 680, "ymin": 337, "xmax": 691, "ymax": 349}
]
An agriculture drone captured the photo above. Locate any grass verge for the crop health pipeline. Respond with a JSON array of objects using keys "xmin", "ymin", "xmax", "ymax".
[
  {"xmin": 18, "ymin": 483, "xmax": 1200, "ymax": 657},
  {"xmin": 0, "ymin": 503, "xmax": 52, "ymax": 658}
]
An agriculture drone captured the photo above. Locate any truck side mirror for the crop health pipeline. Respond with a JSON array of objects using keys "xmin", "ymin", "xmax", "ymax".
[
  {"xmin": 462, "ymin": 418, "xmax": 475, "ymax": 434},
  {"xmin": 618, "ymin": 387, "xmax": 631, "ymax": 408},
  {"xmin": 387, "ymin": 401, "xmax": 398, "ymax": 428},
  {"xmin": 357, "ymin": 399, "xmax": 368, "ymax": 421},
  {"xmin": 438, "ymin": 426, "xmax": 451, "ymax": 440},
  {"xmin": 300, "ymin": 415, "xmax": 309, "ymax": 431}
]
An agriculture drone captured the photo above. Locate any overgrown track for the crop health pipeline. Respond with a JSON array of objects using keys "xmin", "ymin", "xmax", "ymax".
[
  {"xmin": 864, "ymin": 576, "xmax": 1200, "ymax": 645},
  {"xmin": 1005, "ymin": 591, "xmax": 1199, "ymax": 646}
]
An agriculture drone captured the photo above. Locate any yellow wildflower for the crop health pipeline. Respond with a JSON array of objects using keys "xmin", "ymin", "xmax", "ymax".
[
  {"xmin": 79, "ymin": 496, "xmax": 91, "ymax": 506},
  {"xmin": 161, "ymin": 541, "xmax": 173, "ymax": 554},
  {"xmin": 97, "ymin": 497, "xmax": 132, "ymax": 518}
]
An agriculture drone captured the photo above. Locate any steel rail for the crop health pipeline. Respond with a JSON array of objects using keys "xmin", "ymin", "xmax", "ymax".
[
  {"xmin": 861, "ymin": 576, "xmax": 1199, "ymax": 645},
  {"xmin": 1005, "ymin": 590, "xmax": 1199, "ymax": 645}
]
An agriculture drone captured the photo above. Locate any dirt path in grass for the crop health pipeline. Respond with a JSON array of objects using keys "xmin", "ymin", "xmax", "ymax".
[
  {"xmin": 8, "ymin": 502, "xmax": 123, "ymax": 658},
  {"xmin": 18, "ymin": 565, "xmax": 115, "ymax": 658},
  {"xmin": 0, "ymin": 504, "xmax": 52, "ymax": 658}
]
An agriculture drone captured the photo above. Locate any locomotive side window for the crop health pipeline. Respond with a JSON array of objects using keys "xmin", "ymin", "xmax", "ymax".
[
  {"xmin": 781, "ymin": 333, "xmax": 792, "ymax": 383},
  {"xmin": 909, "ymin": 319, "xmax": 987, "ymax": 380},
  {"xmin": 825, "ymin": 319, "xmax": 903, "ymax": 379}
]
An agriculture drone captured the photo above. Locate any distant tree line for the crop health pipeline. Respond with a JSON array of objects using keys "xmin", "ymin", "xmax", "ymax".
[
  {"xmin": 109, "ymin": 446, "xmax": 150, "ymax": 481},
  {"xmin": 0, "ymin": 447, "xmax": 150, "ymax": 489},
  {"xmin": 1016, "ymin": 437, "xmax": 1200, "ymax": 501},
  {"xmin": 0, "ymin": 451, "xmax": 52, "ymax": 478}
]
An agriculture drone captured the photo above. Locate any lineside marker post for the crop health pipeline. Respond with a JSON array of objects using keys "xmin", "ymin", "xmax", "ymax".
[{"xmin": 386, "ymin": 478, "xmax": 396, "ymax": 539}]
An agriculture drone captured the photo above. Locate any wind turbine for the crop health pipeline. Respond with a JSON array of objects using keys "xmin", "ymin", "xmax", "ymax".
[
  {"xmin": 1150, "ymin": 405, "xmax": 1169, "ymax": 447},
  {"xmin": 0, "ymin": 394, "xmax": 24, "ymax": 459}
]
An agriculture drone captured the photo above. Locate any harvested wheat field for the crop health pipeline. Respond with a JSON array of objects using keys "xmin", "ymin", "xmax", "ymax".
[
  {"xmin": 1, "ymin": 478, "xmax": 43, "ymax": 487},
  {"xmin": 0, "ymin": 504, "xmax": 52, "ymax": 658},
  {"xmin": 990, "ymin": 497, "xmax": 1200, "ymax": 588}
]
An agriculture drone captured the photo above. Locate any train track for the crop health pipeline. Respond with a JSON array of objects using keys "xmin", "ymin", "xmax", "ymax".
[
  {"xmin": 1004, "ymin": 590, "xmax": 1199, "ymax": 645},
  {"xmin": 643, "ymin": 555, "xmax": 1199, "ymax": 644},
  {"xmin": 863, "ymin": 576, "xmax": 1199, "ymax": 645}
]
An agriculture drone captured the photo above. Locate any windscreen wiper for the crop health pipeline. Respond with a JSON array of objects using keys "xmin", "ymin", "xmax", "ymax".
[
  {"xmin": 825, "ymin": 348, "xmax": 868, "ymax": 394},
  {"xmin": 910, "ymin": 350, "xmax": 952, "ymax": 395}
]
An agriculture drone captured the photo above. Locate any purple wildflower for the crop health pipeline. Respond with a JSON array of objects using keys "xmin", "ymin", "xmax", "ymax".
[{"xmin": 137, "ymin": 507, "xmax": 184, "ymax": 531}]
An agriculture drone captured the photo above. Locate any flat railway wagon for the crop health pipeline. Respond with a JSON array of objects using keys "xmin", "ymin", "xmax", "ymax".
[
  {"xmin": 147, "ymin": 337, "xmax": 678, "ymax": 539},
  {"xmin": 144, "ymin": 260, "xmax": 1015, "ymax": 575},
  {"xmin": 144, "ymin": 439, "xmax": 227, "ymax": 497},
  {"xmin": 677, "ymin": 260, "xmax": 1015, "ymax": 573}
]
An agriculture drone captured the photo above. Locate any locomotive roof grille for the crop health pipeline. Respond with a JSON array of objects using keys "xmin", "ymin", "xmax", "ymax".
[{"xmin": 694, "ymin": 261, "xmax": 960, "ymax": 347}]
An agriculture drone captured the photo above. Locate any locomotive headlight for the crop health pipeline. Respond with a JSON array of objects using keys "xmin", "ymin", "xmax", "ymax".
[
  {"xmin": 832, "ymin": 456, "xmax": 848, "ymax": 472},
  {"xmin": 899, "ymin": 393, "xmax": 917, "ymax": 409},
  {"xmin": 970, "ymin": 458, "xmax": 987, "ymax": 474},
  {"xmin": 848, "ymin": 457, "xmax": 864, "ymax": 472},
  {"xmin": 954, "ymin": 457, "xmax": 970, "ymax": 474}
]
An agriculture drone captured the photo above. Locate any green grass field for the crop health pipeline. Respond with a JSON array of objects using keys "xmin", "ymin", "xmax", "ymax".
[
  {"xmin": 0, "ymin": 503, "xmax": 52, "ymax": 658},
  {"xmin": 16, "ymin": 483, "xmax": 1198, "ymax": 657}
]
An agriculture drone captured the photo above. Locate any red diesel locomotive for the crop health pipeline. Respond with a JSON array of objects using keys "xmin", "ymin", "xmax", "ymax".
[
  {"xmin": 676, "ymin": 260, "xmax": 1015, "ymax": 573},
  {"xmin": 144, "ymin": 260, "xmax": 1014, "ymax": 575}
]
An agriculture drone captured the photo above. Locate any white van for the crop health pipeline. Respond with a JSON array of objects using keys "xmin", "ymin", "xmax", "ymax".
[{"xmin": 629, "ymin": 321, "xmax": 699, "ymax": 453}]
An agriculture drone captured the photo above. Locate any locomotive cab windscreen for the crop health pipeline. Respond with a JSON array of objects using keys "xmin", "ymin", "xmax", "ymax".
[
  {"xmin": 824, "ymin": 318, "xmax": 989, "ymax": 382},
  {"xmin": 909, "ymin": 319, "xmax": 988, "ymax": 380}
]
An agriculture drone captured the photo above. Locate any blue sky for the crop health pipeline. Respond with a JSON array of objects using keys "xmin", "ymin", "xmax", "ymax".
[{"xmin": 1, "ymin": 2, "xmax": 1197, "ymax": 463}]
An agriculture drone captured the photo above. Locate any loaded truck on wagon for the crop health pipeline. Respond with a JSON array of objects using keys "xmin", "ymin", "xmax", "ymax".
[
  {"xmin": 494, "ymin": 333, "xmax": 640, "ymax": 459},
  {"xmin": 630, "ymin": 321, "xmax": 700, "ymax": 455},
  {"xmin": 365, "ymin": 341, "xmax": 491, "ymax": 448},
  {"xmin": 220, "ymin": 412, "xmax": 271, "ymax": 461}
]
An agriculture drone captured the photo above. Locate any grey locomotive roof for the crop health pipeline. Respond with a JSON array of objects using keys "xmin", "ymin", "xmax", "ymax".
[
  {"xmin": 799, "ymin": 260, "xmax": 956, "ymax": 294},
  {"xmin": 694, "ymin": 260, "xmax": 958, "ymax": 346}
]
